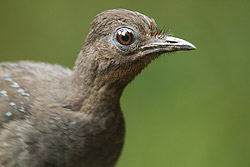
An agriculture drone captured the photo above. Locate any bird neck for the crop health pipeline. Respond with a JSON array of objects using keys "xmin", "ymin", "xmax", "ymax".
[{"xmin": 69, "ymin": 50, "xmax": 126, "ymax": 112}]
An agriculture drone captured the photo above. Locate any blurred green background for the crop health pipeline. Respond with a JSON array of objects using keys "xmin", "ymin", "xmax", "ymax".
[{"xmin": 0, "ymin": 0, "xmax": 249, "ymax": 167}]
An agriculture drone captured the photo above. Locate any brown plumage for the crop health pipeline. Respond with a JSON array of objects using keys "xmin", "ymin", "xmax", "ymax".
[{"xmin": 0, "ymin": 9, "xmax": 196, "ymax": 167}]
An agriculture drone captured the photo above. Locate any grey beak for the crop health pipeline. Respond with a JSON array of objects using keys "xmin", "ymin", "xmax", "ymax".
[
  {"xmin": 150, "ymin": 36, "xmax": 196, "ymax": 51},
  {"xmin": 141, "ymin": 36, "xmax": 196, "ymax": 53},
  {"xmin": 164, "ymin": 36, "xmax": 196, "ymax": 50}
]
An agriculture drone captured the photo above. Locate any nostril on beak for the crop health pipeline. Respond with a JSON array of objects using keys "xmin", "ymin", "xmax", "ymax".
[{"xmin": 166, "ymin": 40, "xmax": 178, "ymax": 44}]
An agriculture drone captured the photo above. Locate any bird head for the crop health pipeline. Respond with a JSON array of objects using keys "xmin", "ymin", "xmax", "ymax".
[{"xmin": 75, "ymin": 9, "xmax": 196, "ymax": 87}]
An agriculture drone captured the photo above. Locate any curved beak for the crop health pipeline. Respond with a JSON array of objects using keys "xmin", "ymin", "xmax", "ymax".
[{"xmin": 140, "ymin": 36, "xmax": 196, "ymax": 54}]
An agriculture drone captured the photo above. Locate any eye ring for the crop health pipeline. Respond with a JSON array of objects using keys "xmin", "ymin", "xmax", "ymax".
[{"xmin": 116, "ymin": 28, "xmax": 134, "ymax": 45}]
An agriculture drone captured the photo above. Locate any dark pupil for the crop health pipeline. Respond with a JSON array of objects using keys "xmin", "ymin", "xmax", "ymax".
[{"xmin": 122, "ymin": 34, "xmax": 130, "ymax": 42}]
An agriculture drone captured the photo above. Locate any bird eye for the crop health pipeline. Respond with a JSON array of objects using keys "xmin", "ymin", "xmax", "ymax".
[{"xmin": 116, "ymin": 29, "xmax": 134, "ymax": 45}]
